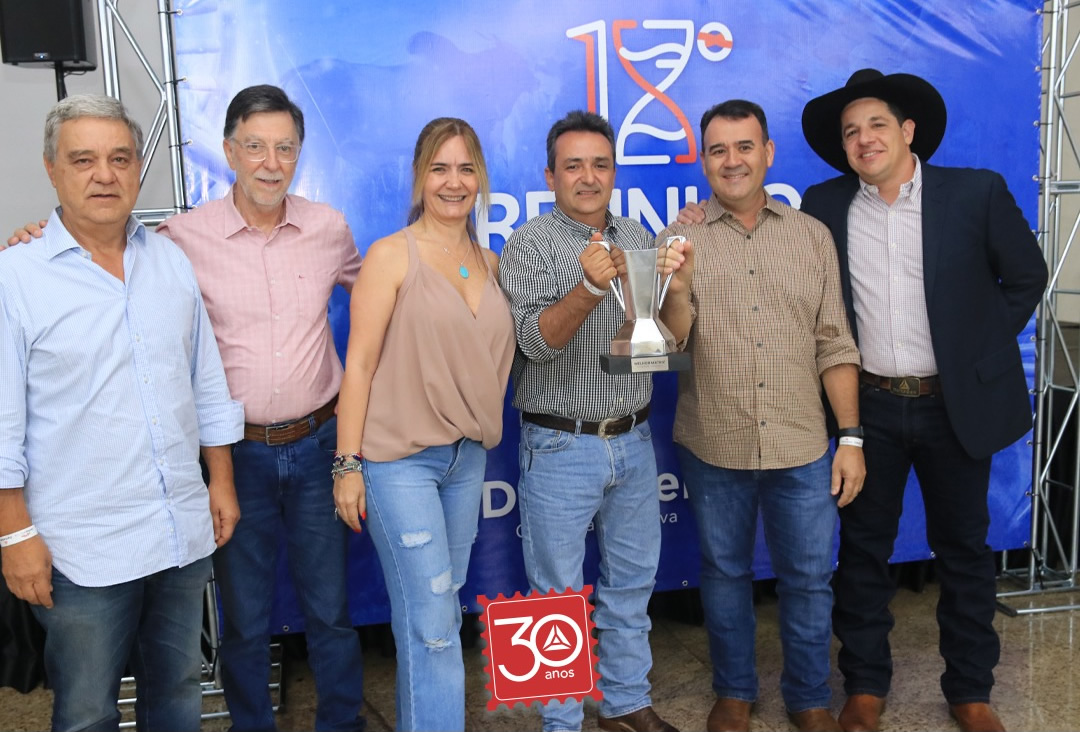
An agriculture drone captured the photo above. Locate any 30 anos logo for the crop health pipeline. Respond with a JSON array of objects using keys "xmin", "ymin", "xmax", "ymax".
[{"xmin": 479, "ymin": 586, "xmax": 602, "ymax": 710}]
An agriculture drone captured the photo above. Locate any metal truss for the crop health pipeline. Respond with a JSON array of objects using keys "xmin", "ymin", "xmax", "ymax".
[
  {"xmin": 96, "ymin": 0, "xmax": 188, "ymax": 226},
  {"xmin": 997, "ymin": 0, "xmax": 1080, "ymax": 615}
]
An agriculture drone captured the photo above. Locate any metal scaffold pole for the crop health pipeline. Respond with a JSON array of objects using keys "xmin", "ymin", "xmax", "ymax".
[{"xmin": 997, "ymin": 0, "xmax": 1080, "ymax": 615}]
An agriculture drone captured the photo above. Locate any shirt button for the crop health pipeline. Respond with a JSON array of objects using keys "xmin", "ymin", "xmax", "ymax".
[
  {"xmin": 889, "ymin": 243, "xmax": 897, "ymax": 249},
  {"xmin": 152, "ymin": 417, "xmax": 158, "ymax": 425},
  {"xmin": 274, "ymin": 388, "xmax": 281, "ymax": 394},
  {"xmin": 745, "ymin": 234, "xmax": 751, "ymax": 240},
  {"xmin": 751, "ymin": 306, "xmax": 759, "ymax": 312},
  {"xmin": 275, "ymin": 351, "xmax": 282, "ymax": 357},
  {"xmin": 158, "ymin": 458, "xmax": 165, "ymax": 465},
  {"xmin": 756, "ymin": 342, "xmax": 763, "ymax": 348},
  {"xmin": 143, "ymin": 377, "xmax": 149, "ymax": 384},
  {"xmin": 273, "ymin": 314, "xmax": 281, "ymax": 321},
  {"xmin": 760, "ymin": 420, "xmax": 766, "ymax": 426},
  {"xmin": 135, "ymin": 335, "xmax": 141, "ymax": 342},
  {"xmin": 758, "ymin": 382, "xmax": 764, "ymax": 388},
  {"xmin": 270, "ymin": 278, "xmax": 277, "ymax": 285},
  {"xmin": 749, "ymin": 269, "xmax": 755, "ymax": 275}
]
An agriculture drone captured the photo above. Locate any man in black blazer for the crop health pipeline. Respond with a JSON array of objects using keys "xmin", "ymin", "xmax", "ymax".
[{"xmin": 799, "ymin": 70, "xmax": 1047, "ymax": 732}]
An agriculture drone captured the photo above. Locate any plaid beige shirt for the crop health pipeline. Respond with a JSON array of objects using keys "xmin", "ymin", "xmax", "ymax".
[{"xmin": 659, "ymin": 192, "xmax": 860, "ymax": 470}]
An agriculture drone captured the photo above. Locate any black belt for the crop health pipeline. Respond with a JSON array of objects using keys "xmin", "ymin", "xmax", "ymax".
[
  {"xmin": 522, "ymin": 405, "xmax": 650, "ymax": 438},
  {"xmin": 244, "ymin": 396, "xmax": 338, "ymax": 446},
  {"xmin": 860, "ymin": 372, "xmax": 940, "ymax": 397}
]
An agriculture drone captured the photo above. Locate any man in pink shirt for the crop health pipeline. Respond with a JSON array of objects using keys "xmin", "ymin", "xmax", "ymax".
[
  {"xmin": 8, "ymin": 84, "xmax": 366, "ymax": 732},
  {"xmin": 159, "ymin": 85, "xmax": 365, "ymax": 732}
]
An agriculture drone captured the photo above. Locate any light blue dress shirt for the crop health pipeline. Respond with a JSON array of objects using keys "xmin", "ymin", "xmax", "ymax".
[{"xmin": 0, "ymin": 210, "xmax": 244, "ymax": 587}]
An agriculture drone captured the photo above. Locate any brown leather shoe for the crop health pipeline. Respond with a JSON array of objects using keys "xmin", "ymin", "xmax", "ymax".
[
  {"xmin": 949, "ymin": 702, "xmax": 1005, "ymax": 732},
  {"xmin": 706, "ymin": 698, "xmax": 752, "ymax": 732},
  {"xmin": 838, "ymin": 694, "xmax": 886, "ymax": 732},
  {"xmin": 598, "ymin": 705, "xmax": 678, "ymax": 732},
  {"xmin": 789, "ymin": 708, "xmax": 842, "ymax": 732}
]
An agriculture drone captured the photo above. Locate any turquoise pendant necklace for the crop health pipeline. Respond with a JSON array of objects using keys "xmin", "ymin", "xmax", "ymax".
[{"xmin": 442, "ymin": 240, "xmax": 471, "ymax": 279}]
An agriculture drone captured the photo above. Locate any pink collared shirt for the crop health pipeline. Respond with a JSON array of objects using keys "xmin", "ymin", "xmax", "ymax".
[{"xmin": 157, "ymin": 188, "xmax": 361, "ymax": 424}]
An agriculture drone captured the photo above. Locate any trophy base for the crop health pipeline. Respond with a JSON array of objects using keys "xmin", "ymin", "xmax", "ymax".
[{"xmin": 600, "ymin": 352, "xmax": 691, "ymax": 374}]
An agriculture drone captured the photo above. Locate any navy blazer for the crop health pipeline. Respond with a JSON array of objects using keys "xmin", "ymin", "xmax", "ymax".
[{"xmin": 801, "ymin": 163, "xmax": 1047, "ymax": 459}]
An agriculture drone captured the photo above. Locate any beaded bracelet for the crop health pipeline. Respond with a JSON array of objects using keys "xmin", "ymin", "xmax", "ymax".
[{"xmin": 331, "ymin": 452, "xmax": 363, "ymax": 479}]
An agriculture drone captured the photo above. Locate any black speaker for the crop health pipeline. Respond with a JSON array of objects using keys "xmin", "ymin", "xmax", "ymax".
[{"xmin": 0, "ymin": 0, "xmax": 97, "ymax": 69}]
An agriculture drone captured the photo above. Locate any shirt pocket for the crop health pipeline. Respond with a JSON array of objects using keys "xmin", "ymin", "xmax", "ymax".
[{"xmin": 294, "ymin": 269, "xmax": 337, "ymax": 320}]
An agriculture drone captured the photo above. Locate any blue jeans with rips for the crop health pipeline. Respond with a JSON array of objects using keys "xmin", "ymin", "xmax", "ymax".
[
  {"xmin": 362, "ymin": 438, "xmax": 486, "ymax": 732},
  {"xmin": 517, "ymin": 420, "xmax": 661, "ymax": 732},
  {"xmin": 214, "ymin": 416, "xmax": 365, "ymax": 732},
  {"xmin": 678, "ymin": 446, "xmax": 837, "ymax": 713},
  {"xmin": 31, "ymin": 556, "xmax": 212, "ymax": 732}
]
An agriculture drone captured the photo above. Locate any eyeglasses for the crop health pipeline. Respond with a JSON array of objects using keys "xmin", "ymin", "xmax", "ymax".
[{"xmin": 230, "ymin": 139, "xmax": 301, "ymax": 163}]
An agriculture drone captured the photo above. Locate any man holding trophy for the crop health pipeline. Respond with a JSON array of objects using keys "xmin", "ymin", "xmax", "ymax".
[
  {"xmin": 661, "ymin": 100, "xmax": 863, "ymax": 732},
  {"xmin": 499, "ymin": 110, "xmax": 687, "ymax": 732}
]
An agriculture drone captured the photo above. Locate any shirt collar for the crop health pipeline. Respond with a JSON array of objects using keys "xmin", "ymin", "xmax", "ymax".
[
  {"xmin": 42, "ymin": 206, "xmax": 146, "ymax": 260},
  {"xmin": 222, "ymin": 184, "xmax": 299, "ymax": 237},
  {"xmin": 703, "ymin": 189, "xmax": 786, "ymax": 225},
  {"xmin": 551, "ymin": 203, "xmax": 618, "ymax": 237},
  {"xmin": 858, "ymin": 153, "xmax": 923, "ymax": 199}
]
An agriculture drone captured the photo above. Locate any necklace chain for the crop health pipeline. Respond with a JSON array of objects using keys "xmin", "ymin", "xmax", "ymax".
[{"xmin": 440, "ymin": 239, "xmax": 472, "ymax": 279}]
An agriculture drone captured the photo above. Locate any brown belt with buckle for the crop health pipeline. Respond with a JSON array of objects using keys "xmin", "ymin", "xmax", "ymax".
[
  {"xmin": 244, "ymin": 396, "xmax": 338, "ymax": 446},
  {"xmin": 522, "ymin": 405, "xmax": 650, "ymax": 438},
  {"xmin": 860, "ymin": 371, "xmax": 940, "ymax": 397}
]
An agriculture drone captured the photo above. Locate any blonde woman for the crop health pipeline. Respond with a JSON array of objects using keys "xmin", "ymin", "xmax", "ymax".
[{"xmin": 333, "ymin": 118, "xmax": 514, "ymax": 732}]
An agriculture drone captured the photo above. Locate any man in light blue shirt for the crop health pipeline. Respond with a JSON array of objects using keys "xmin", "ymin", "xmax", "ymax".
[{"xmin": 0, "ymin": 95, "xmax": 244, "ymax": 732}]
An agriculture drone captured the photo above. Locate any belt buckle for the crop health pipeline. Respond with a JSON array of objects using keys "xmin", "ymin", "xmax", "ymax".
[
  {"xmin": 264, "ymin": 422, "xmax": 295, "ymax": 445},
  {"xmin": 889, "ymin": 376, "xmax": 921, "ymax": 398},
  {"xmin": 596, "ymin": 417, "xmax": 618, "ymax": 439}
]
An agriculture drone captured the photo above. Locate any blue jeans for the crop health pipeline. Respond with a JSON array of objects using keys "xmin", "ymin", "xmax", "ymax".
[
  {"xmin": 833, "ymin": 385, "xmax": 997, "ymax": 703},
  {"xmin": 362, "ymin": 438, "xmax": 486, "ymax": 732},
  {"xmin": 517, "ymin": 420, "xmax": 661, "ymax": 732},
  {"xmin": 678, "ymin": 446, "xmax": 836, "ymax": 713},
  {"xmin": 31, "ymin": 556, "xmax": 211, "ymax": 732},
  {"xmin": 214, "ymin": 416, "xmax": 364, "ymax": 732}
]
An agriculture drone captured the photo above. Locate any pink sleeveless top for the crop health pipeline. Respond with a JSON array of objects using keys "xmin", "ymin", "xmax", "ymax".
[{"xmin": 362, "ymin": 229, "xmax": 515, "ymax": 461}]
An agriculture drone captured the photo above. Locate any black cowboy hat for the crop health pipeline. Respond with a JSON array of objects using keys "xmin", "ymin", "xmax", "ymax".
[{"xmin": 801, "ymin": 68, "xmax": 947, "ymax": 174}]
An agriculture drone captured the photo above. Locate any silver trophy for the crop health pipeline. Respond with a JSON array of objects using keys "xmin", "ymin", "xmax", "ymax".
[{"xmin": 599, "ymin": 236, "xmax": 691, "ymax": 374}]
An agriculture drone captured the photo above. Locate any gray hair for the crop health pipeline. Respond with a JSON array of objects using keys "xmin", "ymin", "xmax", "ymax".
[{"xmin": 43, "ymin": 94, "xmax": 145, "ymax": 163}]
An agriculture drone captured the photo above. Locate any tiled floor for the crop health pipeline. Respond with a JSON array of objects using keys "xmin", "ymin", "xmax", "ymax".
[{"xmin": 2, "ymin": 583, "xmax": 1078, "ymax": 731}]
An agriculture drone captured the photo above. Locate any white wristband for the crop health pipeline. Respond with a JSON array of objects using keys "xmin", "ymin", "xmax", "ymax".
[
  {"xmin": 838, "ymin": 436, "xmax": 864, "ymax": 448},
  {"xmin": 0, "ymin": 525, "xmax": 38, "ymax": 548},
  {"xmin": 581, "ymin": 277, "xmax": 609, "ymax": 297}
]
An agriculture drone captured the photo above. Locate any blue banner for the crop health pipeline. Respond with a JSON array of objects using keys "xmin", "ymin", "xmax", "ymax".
[{"xmin": 173, "ymin": 0, "xmax": 1042, "ymax": 629}]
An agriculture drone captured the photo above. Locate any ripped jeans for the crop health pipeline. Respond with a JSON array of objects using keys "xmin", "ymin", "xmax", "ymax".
[{"xmin": 362, "ymin": 438, "xmax": 486, "ymax": 732}]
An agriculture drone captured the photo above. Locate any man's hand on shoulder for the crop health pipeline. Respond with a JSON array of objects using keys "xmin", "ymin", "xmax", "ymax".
[
  {"xmin": 1, "ymin": 535, "xmax": 54, "ymax": 607},
  {"xmin": 675, "ymin": 201, "xmax": 706, "ymax": 226},
  {"xmin": 5, "ymin": 220, "xmax": 48, "ymax": 249}
]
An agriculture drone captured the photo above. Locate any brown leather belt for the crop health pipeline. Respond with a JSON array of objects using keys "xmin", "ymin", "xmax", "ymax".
[
  {"xmin": 522, "ymin": 405, "xmax": 650, "ymax": 438},
  {"xmin": 860, "ymin": 372, "xmax": 940, "ymax": 397},
  {"xmin": 244, "ymin": 396, "xmax": 338, "ymax": 446}
]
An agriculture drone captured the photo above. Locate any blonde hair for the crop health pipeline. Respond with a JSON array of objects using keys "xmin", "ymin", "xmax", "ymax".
[{"xmin": 407, "ymin": 118, "xmax": 490, "ymax": 238}]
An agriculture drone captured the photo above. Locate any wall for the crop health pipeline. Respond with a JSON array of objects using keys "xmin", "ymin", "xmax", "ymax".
[{"xmin": 0, "ymin": 2, "xmax": 173, "ymax": 228}]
